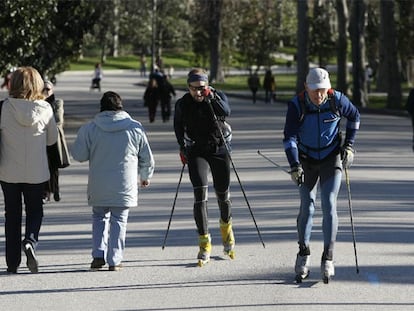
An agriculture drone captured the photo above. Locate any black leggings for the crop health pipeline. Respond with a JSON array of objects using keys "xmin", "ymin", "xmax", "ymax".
[{"xmin": 187, "ymin": 149, "xmax": 232, "ymax": 235}]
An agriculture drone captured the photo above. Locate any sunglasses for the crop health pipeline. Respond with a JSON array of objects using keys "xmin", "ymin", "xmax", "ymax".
[{"xmin": 188, "ymin": 85, "xmax": 206, "ymax": 92}]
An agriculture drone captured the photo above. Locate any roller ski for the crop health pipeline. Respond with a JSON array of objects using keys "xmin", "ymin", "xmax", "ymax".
[
  {"xmin": 197, "ymin": 234, "xmax": 211, "ymax": 267},
  {"xmin": 220, "ymin": 219, "xmax": 235, "ymax": 259},
  {"xmin": 294, "ymin": 254, "xmax": 311, "ymax": 283},
  {"xmin": 321, "ymin": 258, "xmax": 335, "ymax": 284}
]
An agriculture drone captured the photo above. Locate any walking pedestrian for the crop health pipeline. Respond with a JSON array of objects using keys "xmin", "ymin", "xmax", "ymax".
[
  {"xmin": 173, "ymin": 68, "xmax": 235, "ymax": 266},
  {"xmin": 160, "ymin": 74, "xmax": 176, "ymax": 122},
  {"xmin": 90, "ymin": 63, "xmax": 103, "ymax": 91},
  {"xmin": 71, "ymin": 91, "xmax": 155, "ymax": 271},
  {"xmin": 43, "ymin": 80, "xmax": 70, "ymax": 203},
  {"xmin": 248, "ymin": 71, "xmax": 260, "ymax": 104},
  {"xmin": 263, "ymin": 69, "xmax": 275, "ymax": 104},
  {"xmin": 283, "ymin": 67, "xmax": 360, "ymax": 283},
  {"xmin": 144, "ymin": 76, "xmax": 162, "ymax": 122},
  {"xmin": 0, "ymin": 67, "xmax": 58, "ymax": 274},
  {"xmin": 405, "ymin": 88, "xmax": 414, "ymax": 151}
]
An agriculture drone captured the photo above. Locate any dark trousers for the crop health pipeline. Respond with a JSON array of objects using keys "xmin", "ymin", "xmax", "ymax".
[
  {"xmin": 187, "ymin": 148, "xmax": 231, "ymax": 235},
  {"xmin": 1, "ymin": 182, "xmax": 44, "ymax": 270}
]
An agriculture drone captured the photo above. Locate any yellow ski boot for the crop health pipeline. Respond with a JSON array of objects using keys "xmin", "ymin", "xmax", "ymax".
[
  {"xmin": 197, "ymin": 234, "xmax": 212, "ymax": 267},
  {"xmin": 220, "ymin": 219, "xmax": 235, "ymax": 259}
]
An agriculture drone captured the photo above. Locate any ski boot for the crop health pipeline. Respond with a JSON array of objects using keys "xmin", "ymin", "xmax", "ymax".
[
  {"xmin": 321, "ymin": 257, "xmax": 335, "ymax": 284},
  {"xmin": 197, "ymin": 234, "xmax": 212, "ymax": 267},
  {"xmin": 294, "ymin": 245, "xmax": 311, "ymax": 283},
  {"xmin": 220, "ymin": 219, "xmax": 235, "ymax": 259},
  {"xmin": 295, "ymin": 253, "xmax": 311, "ymax": 283}
]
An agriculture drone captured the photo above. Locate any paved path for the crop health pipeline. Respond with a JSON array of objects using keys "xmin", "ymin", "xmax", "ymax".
[{"xmin": 0, "ymin": 70, "xmax": 414, "ymax": 310}]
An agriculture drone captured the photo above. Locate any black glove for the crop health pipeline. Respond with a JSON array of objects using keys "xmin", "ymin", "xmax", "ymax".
[
  {"xmin": 290, "ymin": 164, "xmax": 304, "ymax": 186},
  {"xmin": 341, "ymin": 143, "xmax": 355, "ymax": 169}
]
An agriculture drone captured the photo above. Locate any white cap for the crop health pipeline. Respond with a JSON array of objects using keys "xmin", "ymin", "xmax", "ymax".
[{"xmin": 306, "ymin": 68, "xmax": 331, "ymax": 90}]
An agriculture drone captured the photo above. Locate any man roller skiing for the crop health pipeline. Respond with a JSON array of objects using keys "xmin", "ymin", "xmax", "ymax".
[{"xmin": 283, "ymin": 68, "xmax": 360, "ymax": 283}]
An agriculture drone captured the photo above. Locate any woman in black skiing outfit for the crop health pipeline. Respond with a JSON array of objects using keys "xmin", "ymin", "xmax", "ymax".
[{"xmin": 174, "ymin": 68, "xmax": 234, "ymax": 266}]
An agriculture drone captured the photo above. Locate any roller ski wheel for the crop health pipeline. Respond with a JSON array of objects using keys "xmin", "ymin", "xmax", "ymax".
[
  {"xmin": 197, "ymin": 258, "xmax": 210, "ymax": 267},
  {"xmin": 224, "ymin": 249, "xmax": 235, "ymax": 259},
  {"xmin": 295, "ymin": 271, "xmax": 309, "ymax": 283}
]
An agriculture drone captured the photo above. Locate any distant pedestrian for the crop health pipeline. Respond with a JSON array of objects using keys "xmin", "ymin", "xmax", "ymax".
[
  {"xmin": 43, "ymin": 81, "xmax": 70, "ymax": 203},
  {"xmin": 71, "ymin": 91, "xmax": 155, "ymax": 271},
  {"xmin": 0, "ymin": 67, "xmax": 58, "ymax": 274},
  {"xmin": 263, "ymin": 69, "xmax": 276, "ymax": 104},
  {"xmin": 144, "ymin": 77, "xmax": 162, "ymax": 122},
  {"xmin": 160, "ymin": 74, "xmax": 176, "ymax": 122},
  {"xmin": 140, "ymin": 55, "xmax": 147, "ymax": 77},
  {"xmin": 405, "ymin": 88, "xmax": 414, "ymax": 151},
  {"xmin": 365, "ymin": 65, "xmax": 373, "ymax": 93},
  {"xmin": 248, "ymin": 71, "xmax": 260, "ymax": 104},
  {"xmin": 90, "ymin": 63, "xmax": 102, "ymax": 91}
]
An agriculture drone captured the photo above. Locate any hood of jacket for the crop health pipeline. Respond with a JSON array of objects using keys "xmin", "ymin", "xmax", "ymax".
[
  {"xmin": 6, "ymin": 97, "xmax": 52, "ymax": 127},
  {"xmin": 93, "ymin": 110, "xmax": 136, "ymax": 132}
]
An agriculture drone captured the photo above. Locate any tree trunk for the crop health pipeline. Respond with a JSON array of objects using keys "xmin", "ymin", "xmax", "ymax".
[
  {"xmin": 296, "ymin": 0, "xmax": 309, "ymax": 93},
  {"xmin": 349, "ymin": 0, "xmax": 367, "ymax": 107},
  {"xmin": 112, "ymin": 0, "xmax": 120, "ymax": 57},
  {"xmin": 378, "ymin": 0, "xmax": 402, "ymax": 108},
  {"xmin": 336, "ymin": 0, "xmax": 348, "ymax": 94},
  {"xmin": 209, "ymin": 0, "xmax": 223, "ymax": 83}
]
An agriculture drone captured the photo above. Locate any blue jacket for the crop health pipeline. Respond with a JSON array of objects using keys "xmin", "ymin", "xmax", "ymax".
[
  {"xmin": 71, "ymin": 111, "xmax": 155, "ymax": 207},
  {"xmin": 283, "ymin": 90, "xmax": 360, "ymax": 167}
]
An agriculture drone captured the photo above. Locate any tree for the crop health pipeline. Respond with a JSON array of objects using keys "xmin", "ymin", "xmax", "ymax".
[
  {"xmin": 349, "ymin": 0, "xmax": 367, "ymax": 107},
  {"xmin": 296, "ymin": 0, "xmax": 310, "ymax": 93},
  {"xmin": 208, "ymin": 0, "xmax": 224, "ymax": 82},
  {"xmin": 0, "ymin": 0, "xmax": 100, "ymax": 79},
  {"xmin": 335, "ymin": 0, "xmax": 349, "ymax": 93},
  {"xmin": 309, "ymin": 0, "xmax": 337, "ymax": 68},
  {"xmin": 377, "ymin": 0, "xmax": 401, "ymax": 108}
]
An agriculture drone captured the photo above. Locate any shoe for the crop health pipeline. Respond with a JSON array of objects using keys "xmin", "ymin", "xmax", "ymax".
[
  {"xmin": 22, "ymin": 242, "xmax": 38, "ymax": 273},
  {"xmin": 197, "ymin": 234, "xmax": 211, "ymax": 267},
  {"xmin": 53, "ymin": 192, "xmax": 61, "ymax": 202},
  {"xmin": 90, "ymin": 258, "xmax": 106, "ymax": 271},
  {"xmin": 7, "ymin": 267, "xmax": 17, "ymax": 274},
  {"xmin": 108, "ymin": 264, "xmax": 122, "ymax": 271},
  {"xmin": 220, "ymin": 219, "xmax": 235, "ymax": 259}
]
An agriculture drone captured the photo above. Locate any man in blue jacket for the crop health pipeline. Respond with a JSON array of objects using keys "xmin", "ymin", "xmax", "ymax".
[
  {"xmin": 283, "ymin": 68, "xmax": 360, "ymax": 283},
  {"xmin": 72, "ymin": 91, "xmax": 155, "ymax": 271}
]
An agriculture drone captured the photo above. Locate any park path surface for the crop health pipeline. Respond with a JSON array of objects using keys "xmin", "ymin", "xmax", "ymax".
[{"xmin": 0, "ymin": 70, "xmax": 413, "ymax": 310}]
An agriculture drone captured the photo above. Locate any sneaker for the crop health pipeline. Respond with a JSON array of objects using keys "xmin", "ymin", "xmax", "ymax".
[
  {"xmin": 108, "ymin": 264, "xmax": 123, "ymax": 271},
  {"xmin": 22, "ymin": 242, "xmax": 38, "ymax": 273},
  {"xmin": 90, "ymin": 258, "xmax": 106, "ymax": 271},
  {"xmin": 220, "ymin": 219, "xmax": 235, "ymax": 259}
]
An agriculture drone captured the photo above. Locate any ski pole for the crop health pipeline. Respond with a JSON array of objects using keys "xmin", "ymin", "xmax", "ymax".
[
  {"xmin": 257, "ymin": 150, "xmax": 290, "ymax": 175},
  {"xmin": 207, "ymin": 101, "xmax": 265, "ymax": 248},
  {"xmin": 345, "ymin": 167, "xmax": 359, "ymax": 274},
  {"xmin": 162, "ymin": 164, "xmax": 185, "ymax": 250}
]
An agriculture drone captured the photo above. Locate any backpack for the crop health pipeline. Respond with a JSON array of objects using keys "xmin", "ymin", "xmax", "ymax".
[{"xmin": 297, "ymin": 88, "xmax": 341, "ymax": 123}]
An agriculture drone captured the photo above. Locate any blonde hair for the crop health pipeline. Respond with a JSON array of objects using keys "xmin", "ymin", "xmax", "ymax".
[{"xmin": 9, "ymin": 67, "xmax": 45, "ymax": 100}]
